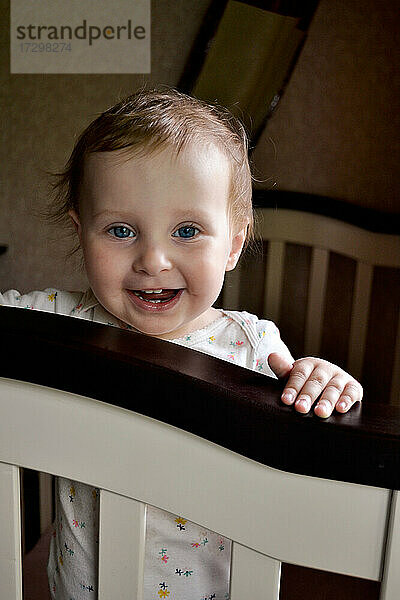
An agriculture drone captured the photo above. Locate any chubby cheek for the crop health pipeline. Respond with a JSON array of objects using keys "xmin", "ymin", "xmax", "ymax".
[
  {"xmin": 83, "ymin": 243, "xmax": 124, "ymax": 295},
  {"xmin": 188, "ymin": 249, "xmax": 226, "ymax": 295}
]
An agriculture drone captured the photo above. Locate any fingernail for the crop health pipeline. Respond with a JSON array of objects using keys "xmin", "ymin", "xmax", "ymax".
[
  {"xmin": 281, "ymin": 391, "xmax": 295, "ymax": 405},
  {"xmin": 316, "ymin": 400, "xmax": 330, "ymax": 414},
  {"xmin": 338, "ymin": 400, "xmax": 348, "ymax": 411},
  {"xmin": 296, "ymin": 397, "xmax": 310, "ymax": 412}
]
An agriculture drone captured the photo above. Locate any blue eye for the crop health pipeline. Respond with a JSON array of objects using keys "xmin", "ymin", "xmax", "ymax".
[
  {"xmin": 107, "ymin": 224, "xmax": 199, "ymax": 240},
  {"xmin": 108, "ymin": 226, "xmax": 134, "ymax": 239},
  {"xmin": 173, "ymin": 225, "xmax": 200, "ymax": 239}
]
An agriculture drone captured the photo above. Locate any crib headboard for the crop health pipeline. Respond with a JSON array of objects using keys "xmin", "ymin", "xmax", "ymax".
[
  {"xmin": 219, "ymin": 194, "xmax": 400, "ymax": 406},
  {"xmin": 0, "ymin": 307, "xmax": 399, "ymax": 599}
]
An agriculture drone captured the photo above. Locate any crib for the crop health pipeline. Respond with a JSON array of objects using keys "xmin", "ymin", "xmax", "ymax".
[{"xmin": 0, "ymin": 301, "xmax": 399, "ymax": 599}]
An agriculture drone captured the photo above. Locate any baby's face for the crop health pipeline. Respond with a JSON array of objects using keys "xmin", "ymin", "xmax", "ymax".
[{"xmin": 70, "ymin": 143, "xmax": 246, "ymax": 339}]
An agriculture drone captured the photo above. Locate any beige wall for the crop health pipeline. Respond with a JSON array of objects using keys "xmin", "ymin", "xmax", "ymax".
[
  {"xmin": 0, "ymin": 0, "xmax": 212, "ymax": 292},
  {"xmin": 252, "ymin": 0, "xmax": 400, "ymax": 214}
]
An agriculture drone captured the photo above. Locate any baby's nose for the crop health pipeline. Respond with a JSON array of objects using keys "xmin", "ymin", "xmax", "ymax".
[{"xmin": 131, "ymin": 245, "xmax": 173, "ymax": 275}]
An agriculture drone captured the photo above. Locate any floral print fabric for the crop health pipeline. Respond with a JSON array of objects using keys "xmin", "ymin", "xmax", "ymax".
[{"xmin": 144, "ymin": 506, "xmax": 231, "ymax": 600}]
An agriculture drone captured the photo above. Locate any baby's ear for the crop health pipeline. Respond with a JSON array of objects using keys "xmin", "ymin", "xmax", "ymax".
[
  {"xmin": 225, "ymin": 225, "xmax": 247, "ymax": 272},
  {"xmin": 68, "ymin": 209, "xmax": 82, "ymax": 236}
]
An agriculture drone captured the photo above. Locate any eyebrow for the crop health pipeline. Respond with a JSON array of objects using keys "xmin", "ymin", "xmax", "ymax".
[
  {"xmin": 92, "ymin": 209, "xmax": 213, "ymax": 221},
  {"xmin": 92, "ymin": 210, "xmax": 133, "ymax": 220}
]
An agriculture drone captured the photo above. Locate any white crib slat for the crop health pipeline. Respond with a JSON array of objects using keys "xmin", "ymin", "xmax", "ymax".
[
  {"xmin": 380, "ymin": 491, "xmax": 400, "ymax": 600},
  {"xmin": 304, "ymin": 247, "xmax": 329, "ymax": 356},
  {"xmin": 0, "ymin": 462, "xmax": 23, "ymax": 600},
  {"xmin": 264, "ymin": 240, "xmax": 285, "ymax": 323},
  {"xmin": 98, "ymin": 489, "xmax": 146, "ymax": 600},
  {"xmin": 230, "ymin": 542, "xmax": 281, "ymax": 600}
]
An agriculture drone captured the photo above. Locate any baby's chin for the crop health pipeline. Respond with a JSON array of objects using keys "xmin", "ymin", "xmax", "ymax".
[
  {"xmin": 135, "ymin": 324, "xmax": 185, "ymax": 340},
  {"xmin": 114, "ymin": 312, "xmax": 183, "ymax": 340}
]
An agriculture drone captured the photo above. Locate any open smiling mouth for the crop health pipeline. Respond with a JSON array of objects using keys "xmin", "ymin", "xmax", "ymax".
[{"xmin": 127, "ymin": 289, "xmax": 183, "ymax": 311}]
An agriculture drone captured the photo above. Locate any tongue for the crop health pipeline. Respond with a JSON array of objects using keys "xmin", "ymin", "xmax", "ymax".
[{"xmin": 140, "ymin": 289, "xmax": 177, "ymax": 300}]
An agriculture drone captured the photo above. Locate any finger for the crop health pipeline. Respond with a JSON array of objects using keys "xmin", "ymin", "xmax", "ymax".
[
  {"xmin": 313, "ymin": 376, "xmax": 347, "ymax": 418},
  {"xmin": 293, "ymin": 367, "xmax": 339, "ymax": 414},
  {"xmin": 268, "ymin": 352, "xmax": 294, "ymax": 379},
  {"xmin": 280, "ymin": 359, "xmax": 315, "ymax": 408},
  {"xmin": 334, "ymin": 381, "xmax": 363, "ymax": 413}
]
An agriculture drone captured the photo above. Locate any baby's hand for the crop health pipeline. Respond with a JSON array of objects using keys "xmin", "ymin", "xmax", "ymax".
[{"xmin": 268, "ymin": 353, "xmax": 363, "ymax": 418}]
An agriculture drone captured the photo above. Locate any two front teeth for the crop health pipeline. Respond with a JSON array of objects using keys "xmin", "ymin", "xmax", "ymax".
[
  {"xmin": 134, "ymin": 289, "xmax": 164, "ymax": 294},
  {"xmin": 133, "ymin": 289, "xmax": 178, "ymax": 304}
]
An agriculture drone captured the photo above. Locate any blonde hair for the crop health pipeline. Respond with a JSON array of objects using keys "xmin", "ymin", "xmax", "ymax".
[{"xmin": 48, "ymin": 86, "xmax": 256, "ymax": 256}]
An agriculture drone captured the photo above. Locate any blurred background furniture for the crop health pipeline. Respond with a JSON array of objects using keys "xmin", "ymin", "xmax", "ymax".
[{"xmin": 217, "ymin": 191, "xmax": 400, "ymax": 406}]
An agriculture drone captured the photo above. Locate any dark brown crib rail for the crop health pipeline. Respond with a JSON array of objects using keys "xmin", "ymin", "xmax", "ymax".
[{"xmin": 1, "ymin": 306, "xmax": 399, "ymax": 490}]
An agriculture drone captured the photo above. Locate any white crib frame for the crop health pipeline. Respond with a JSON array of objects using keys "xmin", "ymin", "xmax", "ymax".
[{"xmin": 0, "ymin": 370, "xmax": 399, "ymax": 599}]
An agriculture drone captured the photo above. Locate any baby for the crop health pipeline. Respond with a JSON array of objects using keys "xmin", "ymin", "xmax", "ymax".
[{"xmin": 1, "ymin": 87, "xmax": 363, "ymax": 599}]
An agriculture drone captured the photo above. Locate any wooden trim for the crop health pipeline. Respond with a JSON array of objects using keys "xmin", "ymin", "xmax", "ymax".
[{"xmin": 0, "ymin": 308, "xmax": 399, "ymax": 490}]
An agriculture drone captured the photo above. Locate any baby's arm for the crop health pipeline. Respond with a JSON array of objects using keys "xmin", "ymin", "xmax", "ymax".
[{"xmin": 268, "ymin": 354, "xmax": 363, "ymax": 418}]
